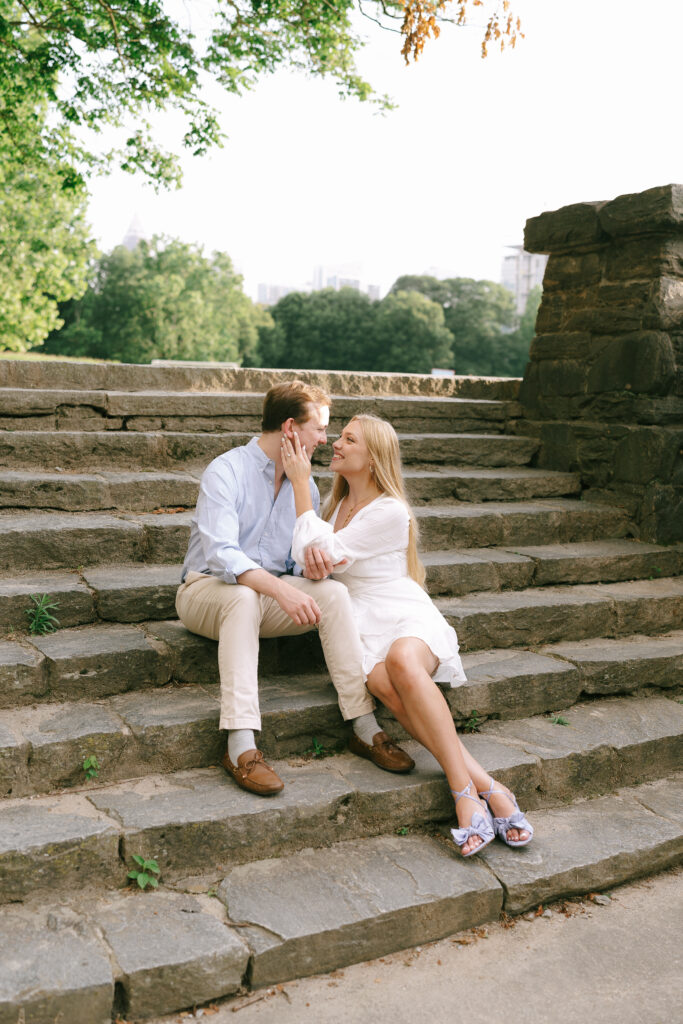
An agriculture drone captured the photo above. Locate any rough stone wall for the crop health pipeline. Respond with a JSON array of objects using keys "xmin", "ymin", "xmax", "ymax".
[{"xmin": 519, "ymin": 184, "xmax": 683, "ymax": 543}]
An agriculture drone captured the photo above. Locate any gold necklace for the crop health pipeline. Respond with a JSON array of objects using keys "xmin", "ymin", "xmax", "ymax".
[{"xmin": 341, "ymin": 494, "xmax": 376, "ymax": 528}]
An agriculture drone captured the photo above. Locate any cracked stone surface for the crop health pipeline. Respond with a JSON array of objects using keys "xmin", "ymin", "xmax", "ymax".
[
  {"xmin": 219, "ymin": 833, "xmax": 502, "ymax": 987},
  {"xmin": 453, "ymin": 649, "xmax": 582, "ymax": 720},
  {"xmin": 0, "ymin": 639, "xmax": 47, "ymax": 707},
  {"xmin": 480, "ymin": 790, "xmax": 683, "ymax": 914},
  {"xmin": 0, "ymin": 570, "xmax": 94, "ymax": 629},
  {"xmin": 96, "ymin": 891, "xmax": 249, "ymax": 1018},
  {"xmin": 83, "ymin": 564, "xmax": 180, "ymax": 621},
  {"xmin": 541, "ymin": 631, "xmax": 683, "ymax": 694},
  {"xmin": 0, "ymin": 906, "xmax": 113, "ymax": 1024}
]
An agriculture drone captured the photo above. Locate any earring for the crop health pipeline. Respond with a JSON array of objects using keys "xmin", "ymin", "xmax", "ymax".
[{"xmin": 369, "ymin": 464, "xmax": 374, "ymax": 475}]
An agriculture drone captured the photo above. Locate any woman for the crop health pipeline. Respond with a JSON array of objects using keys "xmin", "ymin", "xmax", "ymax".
[{"xmin": 281, "ymin": 414, "xmax": 533, "ymax": 857}]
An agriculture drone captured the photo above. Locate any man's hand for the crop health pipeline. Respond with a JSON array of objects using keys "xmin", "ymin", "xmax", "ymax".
[
  {"xmin": 276, "ymin": 579, "xmax": 321, "ymax": 625},
  {"xmin": 303, "ymin": 546, "xmax": 347, "ymax": 580}
]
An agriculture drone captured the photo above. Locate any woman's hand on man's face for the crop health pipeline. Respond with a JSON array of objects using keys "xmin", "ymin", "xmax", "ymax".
[{"xmin": 281, "ymin": 430, "xmax": 311, "ymax": 482}]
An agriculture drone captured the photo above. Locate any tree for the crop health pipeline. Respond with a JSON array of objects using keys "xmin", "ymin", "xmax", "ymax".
[
  {"xmin": 391, "ymin": 274, "xmax": 518, "ymax": 376},
  {"xmin": 0, "ymin": 1, "xmax": 521, "ymax": 188},
  {"xmin": 372, "ymin": 290, "xmax": 453, "ymax": 373},
  {"xmin": 44, "ymin": 237, "xmax": 269, "ymax": 364},
  {"xmin": 259, "ymin": 288, "xmax": 376, "ymax": 370},
  {"xmin": 0, "ymin": 97, "xmax": 96, "ymax": 351},
  {"xmin": 501, "ymin": 283, "xmax": 542, "ymax": 376}
]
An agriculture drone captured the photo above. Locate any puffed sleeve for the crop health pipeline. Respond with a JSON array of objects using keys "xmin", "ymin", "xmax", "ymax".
[{"xmin": 291, "ymin": 498, "xmax": 409, "ymax": 572}]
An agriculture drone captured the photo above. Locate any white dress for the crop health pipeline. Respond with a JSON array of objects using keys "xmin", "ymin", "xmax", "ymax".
[{"xmin": 291, "ymin": 496, "xmax": 467, "ymax": 687}]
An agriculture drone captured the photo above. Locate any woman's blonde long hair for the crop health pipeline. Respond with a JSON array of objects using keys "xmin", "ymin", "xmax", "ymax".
[{"xmin": 323, "ymin": 414, "xmax": 426, "ymax": 588}]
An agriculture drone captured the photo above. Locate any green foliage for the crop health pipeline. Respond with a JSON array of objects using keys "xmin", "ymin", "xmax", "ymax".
[
  {"xmin": 549, "ymin": 715, "xmax": 569, "ymax": 726},
  {"xmin": 463, "ymin": 709, "xmax": 481, "ymax": 734},
  {"xmin": 371, "ymin": 291, "xmax": 453, "ymax": 373},
  {"xmin": 391, "ymin": 274, "xmax": 521, "ymax": 376},
  {"xmin": 127, "ymin": 854, "xmax": 161, "ymax": 890},
  {"xmin": 395, "ymin": 825, "xmax": 410, "ymax": 836},
  {"xmin": 82, "ymin": 755, "xmax": 99, "ymax": 780},
  {"xmin": 257, "ymin": 287, "xmax": 453, "ymax": 374},
  {"xmin": 25, "ymin": 594, "xmax": 60, "ymax": 635},
  {"xmin": 44, "ymin": 238, "xmax": 269, "ymax": 364},
  {"xmin": 0, "ymin": 96, "xmax": 97, "ymax": 352}
]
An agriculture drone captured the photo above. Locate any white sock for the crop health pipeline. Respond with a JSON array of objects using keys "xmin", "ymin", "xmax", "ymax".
[
  {"xmin": 228, "ymin": 729, "xmax": 256, "ymax": 763},
  {"xmin": 352, "ymin": 712, "xmax": 381, "ymax": 745}
]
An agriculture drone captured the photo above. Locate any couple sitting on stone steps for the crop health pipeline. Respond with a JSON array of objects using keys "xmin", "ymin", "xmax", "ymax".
[{"xmin": 176, "ymin": 380, "xmax": 533, "ymax": 858}]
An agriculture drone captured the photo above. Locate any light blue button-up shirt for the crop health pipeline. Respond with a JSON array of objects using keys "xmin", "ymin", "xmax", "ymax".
[{"xmin": 181, "ymin": 437, "xmax": 320, "ymax": 584}]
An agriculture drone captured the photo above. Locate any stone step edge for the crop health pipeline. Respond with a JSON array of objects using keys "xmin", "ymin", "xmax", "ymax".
[
  {"xmin": 3, "ymin": 775, "xmax": 681, "ymax": 1023},
  {"xmin": 1, "ymin": 691, "xmax": 681, "ymax": 903},
  {"xmin": 2, "ymin": 634, "xmax": 683, "ymax": 797}
]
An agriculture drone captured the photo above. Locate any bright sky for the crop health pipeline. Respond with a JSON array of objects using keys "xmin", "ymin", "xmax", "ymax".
[{"xmin": 86, "ymin": 0, "xmax": 683, "ymax": 299}]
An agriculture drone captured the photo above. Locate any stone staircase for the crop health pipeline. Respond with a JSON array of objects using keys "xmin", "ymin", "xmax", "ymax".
[{"xmin": 1, "ymin": 360, "xmax": 681, "ymax": 1024}]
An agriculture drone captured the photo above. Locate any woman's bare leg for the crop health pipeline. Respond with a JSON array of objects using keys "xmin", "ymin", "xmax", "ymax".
[
  {"xmin": 369, "ymin": 638, "xmax": 489, "ymax": 855},
  {"xmin": 367, "ymin": 650, "xmax": 528, "ymax": 844}
]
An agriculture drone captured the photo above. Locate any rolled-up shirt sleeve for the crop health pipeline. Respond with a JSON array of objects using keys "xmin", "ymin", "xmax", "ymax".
[
  {"xmin": 195, "ymin": 462, "xmax": 260, "ymax": 583},
  {"xmin": 292, "ymin": 499, "xmax": 409, "ymax": 573}
]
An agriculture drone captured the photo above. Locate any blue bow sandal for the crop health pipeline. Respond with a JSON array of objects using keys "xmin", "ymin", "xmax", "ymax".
[
  {"xmin": 478, "ymin": 777, "xmax": 534, "ymax": 847},
  {"xmin": 450, "ymin": 780, "xmax": 495, "ymax": 857}
]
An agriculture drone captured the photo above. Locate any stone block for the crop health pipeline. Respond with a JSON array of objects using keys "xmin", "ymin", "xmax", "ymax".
[
  {"xmin": 507, "ymin": 538, "xmax": 681, "ymax": 586},
  {"xmin": 146, "ymin": 620, "xmax": 220, "ymax": 683},
  {"xmin": 0, "ymin": 908, "xmax": 113, "ymax": 1024},
  {"xmin": 599, "ymin": 183, "xmax": 683, "ymax": 238},
  {"xmin": 538, "ymin": 359, "xmax": 587, "ymax": 397},
  {"xmin": 219, "ymin": 835, "xmax": 502, "ymax": 988},
  {"xmin": 0, "ymin": 720, "xmax": 29, "ymax": 798},
  {"xmin": 104, "ymin": 471, "xmax": 199, "ymax": 511},
  {"xmin": 524, "ymin": 201, "xmax": 606, "ymax": 254},
  {"xmin": 110, "ymin": 685, "xmax": 222, "ymax": 772},
  {"xmin": 259, "ymin": 675, "xmax": 346, "ymax": 758},
  {"xmin": 29, "ymin": 623, "xmax": 171, "ymax": 701},
  {"xmin": 96, "ymin": 893, "xmax": 249, "ymax": 1019},
  {"xmin": 90, "ymin": 765, "xmax": 358, "ymax": 874},
  {"xmin": 529, "ymin": 332, "xmax": 596, "ymax": 362},
  {"xmin": 598, "ymin": 578, "xmax": 683, "ymax": 635},
  {"xmin": 0, "ymin": 799, "xmax": 120, "ymax": 901},
  {"xmin": 604, "ymin": 235, "xmax": 683, "ymax": 282},
  {"xmin": 542, "ymin": 632, "xmax": 683, "ymax": 695},
  {"xmin": 451, "ymin": 649, "xmax": 582, "ymax": 721},
  {"xmin": 83, "ymin": 564, "xmax": 180, "ymax": 621},
  {"xmin": 0, "ymin": 641, "xmax": 48, "ymax": 708},
  {"xmin": 0, "ymin": 511, "xmax": 145, "ymax": 571},
  {"xmin": 423, "ymin": 548, "xmax": 534, "ymax": 597},
  {"xmin": 137, "ymin": 511, "xmax": 192, "ymax": 562},
  {"xmin": 0, "ymin": 570, "xmax": 95, "ymax": 629},
  {"xmin": 543, "ymin": 253, "xmax": 602, "ymax": 289},
  {"xmin": 480, "ymin": 789, "xmax": 683, "ymax": 914},
  {"xmin": 440, "ymin": 585, "xmax": 614, "ymax": 651},
  {"xmin": 15, "ymin": 701, "xmax": 133, "ymax": 793},
  {"xmin": 625, "ymin": 773, "xmax": 683, "ymax": 823},
  {"xmin": 586, "ymin": 332, "xmax": 675, "ymax": 395},
  {"xmin": 481, "ymin": 694, "xmax": 683, "ymax": 804}
]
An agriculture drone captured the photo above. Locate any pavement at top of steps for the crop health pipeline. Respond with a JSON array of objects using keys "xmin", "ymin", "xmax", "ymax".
[{"xmin": 147, "ymin": 865, "xmax": 683, "ymax": 1024}]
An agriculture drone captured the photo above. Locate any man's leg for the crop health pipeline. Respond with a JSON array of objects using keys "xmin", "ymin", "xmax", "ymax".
[
  {"xmin": 260, "ymin": 577, "xmax": 414, "ymax": 773},
  {"xmin": 175, "ymin": 572, "xmax": 284, "ymax": 794}
]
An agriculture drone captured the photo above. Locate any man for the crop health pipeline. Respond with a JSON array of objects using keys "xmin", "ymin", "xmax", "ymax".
[{"xmin": 176, "ymin": 380, "xmax": 413, "ymax": 795}]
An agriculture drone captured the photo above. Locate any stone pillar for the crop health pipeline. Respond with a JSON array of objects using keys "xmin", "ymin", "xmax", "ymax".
[{"xmin": 519, "ymin": 183, "xmax": 683, "ymax": 543}]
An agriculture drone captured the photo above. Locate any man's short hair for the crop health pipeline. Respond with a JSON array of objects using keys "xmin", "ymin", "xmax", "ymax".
[{"xmin": 261, "ymin": 380, "xmax": 331, "ymax": 432}]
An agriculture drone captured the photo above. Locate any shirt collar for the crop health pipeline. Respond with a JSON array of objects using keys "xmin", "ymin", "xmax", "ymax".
[{"xmin": 247, "ymin": 436, "xmax": 275, "ymax": 481}]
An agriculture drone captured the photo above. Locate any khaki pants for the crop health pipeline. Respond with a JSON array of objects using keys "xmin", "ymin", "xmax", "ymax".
[{"xmin": 175, "ymin": 571, "xmax": 375, "ymax": 731}]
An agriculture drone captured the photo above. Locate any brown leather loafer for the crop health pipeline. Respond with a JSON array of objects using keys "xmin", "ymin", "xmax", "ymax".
[
  {"xmin": 348, "ymin": 730, "xmax": 415, "ymax": 773},
  {"xmin": 222, "ymin": 748, "xmax": 284, "ymax": 795}
]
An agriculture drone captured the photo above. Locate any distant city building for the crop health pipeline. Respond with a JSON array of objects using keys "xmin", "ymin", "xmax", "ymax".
[
  {"xmin": 501, "ymin": 246, "xmax": 548, "ymax": 314},
  {"xmin": 121, "ymin": 214, "xmax": 148, "ymax": 251},
  {"xmin": 312, "ymin": 263, "xmax": 380, "ymax": 300},
  {"xmin": 257, "ymin": 283, "xmax": 298, "ymax": 306}
]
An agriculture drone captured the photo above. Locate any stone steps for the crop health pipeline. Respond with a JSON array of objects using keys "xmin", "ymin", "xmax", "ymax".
[
  {"xmin": 438, "ymin": 577, "xmax": 683, "ymax": 651},
  {"xmin": 0, "ymin": 501, "xmax": 631, "ymax": 572},
  {"xmin": 0, "ymin": 387, "xmax": 521, "ymax": 434},
  {"xmin": 1, "ymin": 633, "xmax": 682, "ymax": 798},
  {"xmin": 2, "ymin": 773, "xmax": 680, "ymax": 1022},
  {"xmin": 0, "ymin": 465, "xmax": 582, "ymax": 511},
  {"xmin": 1, "ymin": 692, "xmax": 681, "ymax": 904},
  {"xmin": 1, "ymin": 538, "xmax": 678, "ymax": 632},
  {"xmin": 0, "ymin": 428, "xmax": 539, "ymax": 470},
  {"xmin": 0, "ymin": 359, "xmax": 521, "ymax": 400}
]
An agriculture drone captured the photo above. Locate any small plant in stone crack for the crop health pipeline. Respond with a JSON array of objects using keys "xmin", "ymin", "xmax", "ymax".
[
  {"xmin": 463, "ymin": 709, "xmax": 481, "ymax": 734},
  {"xmin": 549, "ymin": 714, "xmax": 569, "ymax": 726},
  {"xmin": 25, "ymin": 593, "xmax": 60, "ymax": 635},
  {"xmin": 127, "ymin": 854, "xmax": 161, "ymax": 890},
  {"xmin": 310, "ymin": 737, "xmax": 332, "ymax": 758},
  {"xmin": 395, "ymin": 825, "xmax": 410, "ymax": 836},
  {"xmin": 82, "ymin": 755, "xmax": 99, "ymax": 780}
]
